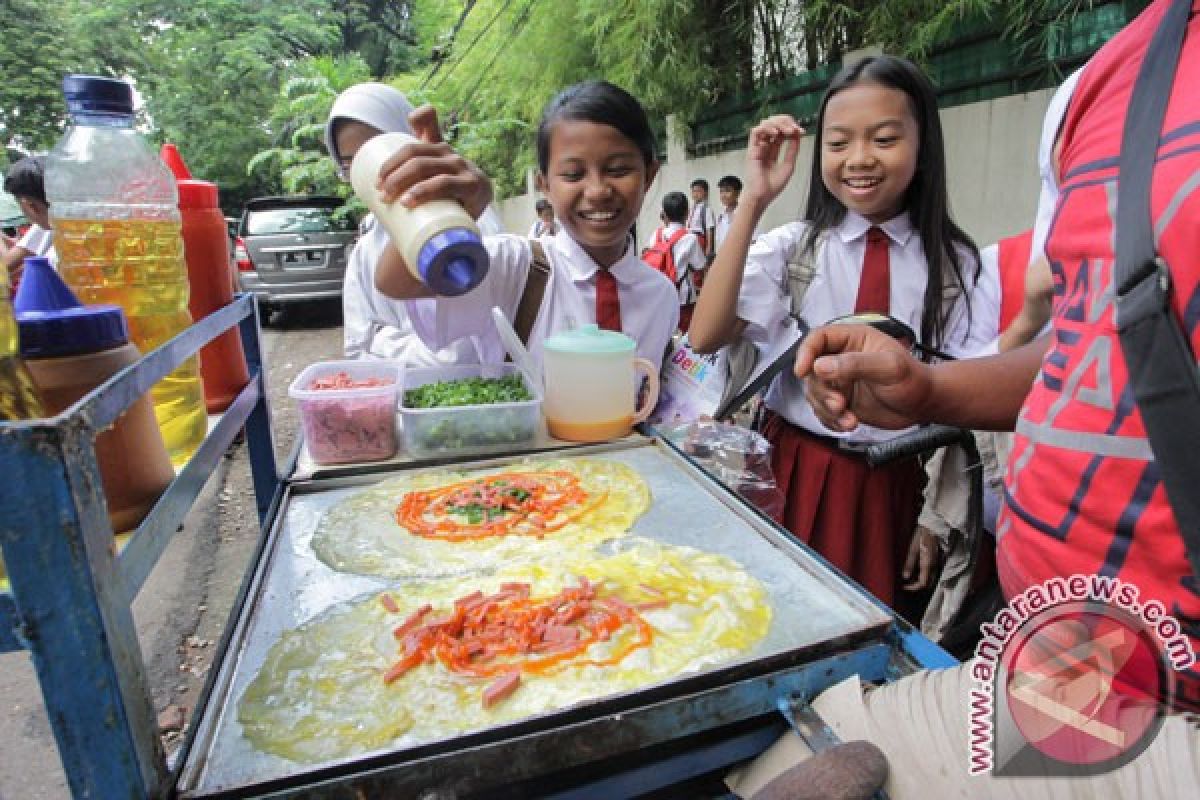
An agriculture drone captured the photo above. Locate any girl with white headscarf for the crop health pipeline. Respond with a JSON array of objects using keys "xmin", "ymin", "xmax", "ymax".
[{"xmin": 326, "ymin": 83, "xmax": 502, "ymax": 363}]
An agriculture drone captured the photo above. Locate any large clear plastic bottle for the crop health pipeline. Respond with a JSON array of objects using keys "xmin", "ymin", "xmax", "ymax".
[{"xmin": 46, "ymin": 75, "xmax": 206, "ymax": 464}]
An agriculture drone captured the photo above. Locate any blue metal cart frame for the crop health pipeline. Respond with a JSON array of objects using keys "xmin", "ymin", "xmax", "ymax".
[{"xmin": 0, "ymin": 299, "xmax": 954, "ymax": 798}]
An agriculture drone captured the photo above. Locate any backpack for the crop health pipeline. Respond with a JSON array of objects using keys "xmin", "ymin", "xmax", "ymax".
[
  {"xmin": 641, "ymin": 227, "xmax": 689, "ymax": 284},
  {"xmin": 714, "ymin": 232, "xmax": 827, "ymax": 420}
]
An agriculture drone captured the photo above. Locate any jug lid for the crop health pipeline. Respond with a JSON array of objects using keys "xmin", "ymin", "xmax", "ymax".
[
  {"xmin": 543, "ymin": 324, "xmax": 634, "ymax": 355},
  {"xmin": 15, "ymin": 257, "xmax": 129, "ymax": 357}
]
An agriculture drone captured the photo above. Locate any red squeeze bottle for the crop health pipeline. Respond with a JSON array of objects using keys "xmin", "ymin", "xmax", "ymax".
[{"xmin": 161, "ymin": 143, "xmax": 249, "ymax": 412}]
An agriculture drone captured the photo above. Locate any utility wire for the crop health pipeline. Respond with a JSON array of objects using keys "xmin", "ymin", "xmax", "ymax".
[
  {"xmin": 420, "ymin": 0, "xmax": 480, "ymax": 91},
  {"xmin": 428, "ymin": 0, "xmax": 518, "ymax": 94},
  {"xmin": 461, "ymin": 0, "xmax": 540, "ymax": 106}
]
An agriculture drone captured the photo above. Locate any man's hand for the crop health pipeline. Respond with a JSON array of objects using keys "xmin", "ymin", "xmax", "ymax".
[
  {"xmin": 794, "ymin": 323, "xmax": 934, "ymax": 432},
  {"xmin": 902, "ymin": 527, "xmax": 941, "ymax": 591}
]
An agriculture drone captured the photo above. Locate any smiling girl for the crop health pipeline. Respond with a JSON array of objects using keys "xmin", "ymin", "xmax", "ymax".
[
  {"xmin": 690, "ymin": 56, "xmax": 998, "ymax": 609},
  {"xmin": 370, "ymin": 81, "xmax": 678, "ymax": 372}
]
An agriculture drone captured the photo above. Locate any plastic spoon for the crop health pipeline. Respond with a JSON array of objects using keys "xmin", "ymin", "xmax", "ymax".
[{"xmin": 491, "ymin": 306, "xmax": 543, "ymax": 392}]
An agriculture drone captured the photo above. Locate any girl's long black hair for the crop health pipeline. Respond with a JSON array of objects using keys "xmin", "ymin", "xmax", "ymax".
[{"xmin": 802, "ymin": 55, "xmax": 979, "ymax": 350}]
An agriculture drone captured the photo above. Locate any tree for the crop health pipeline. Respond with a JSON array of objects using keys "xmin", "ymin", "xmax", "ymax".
[
  {"xmin": 0, "ymin": 1, "xmax": 81, "ymax": 152},
  {"xmin": 247, "ymin": 55, "xmax": 372, "ymax": 198}
]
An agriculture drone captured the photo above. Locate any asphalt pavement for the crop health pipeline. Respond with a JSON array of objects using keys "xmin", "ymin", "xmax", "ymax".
[{"xmin": 0, "ymin": 303, "xmax": 343, "ymax": 799}]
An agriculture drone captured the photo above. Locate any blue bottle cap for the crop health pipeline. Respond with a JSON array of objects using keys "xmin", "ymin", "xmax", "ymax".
[
  {"xmin": 14, "ymin": 257, "xmax": 129, "ymax": 358},
  {"xmin": 416, "ymin": 227, "xmax": 489, "ymax": 297},
  {"xmin": 62, "ymin": 75, "xmax": 134, "ymax": 115}
]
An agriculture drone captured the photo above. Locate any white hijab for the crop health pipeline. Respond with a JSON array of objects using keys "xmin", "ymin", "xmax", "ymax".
[{"xmin": 324, "ymin": 83, "xmax": 415, "ymax": 166}]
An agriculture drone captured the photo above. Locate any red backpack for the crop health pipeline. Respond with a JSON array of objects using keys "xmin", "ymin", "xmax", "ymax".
[{"xmin": 640, "ymin": 227, "xmax": 688, "ymax": 283}]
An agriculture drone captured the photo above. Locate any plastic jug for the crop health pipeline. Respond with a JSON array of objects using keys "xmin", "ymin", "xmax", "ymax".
[
  {"xmin": 15, "ymin": 256, "xmax": 174, "ymax": 533},
  {"xmin": 541, "ymin": 324, "xmax": 660, "ymax": 442},
  {"xmin": 161, "ymin": 142, "xmax": 250, "ymax": 412},
  {"xmin": 349, "ymin": 132, "xmax": 488, "ymax": 296},
  {"xmin": 46, "ymin": 75, "xmax": 207, "ymax": 465}
]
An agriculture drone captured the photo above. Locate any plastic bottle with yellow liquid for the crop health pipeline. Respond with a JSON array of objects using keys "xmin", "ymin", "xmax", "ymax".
[{"xmin": 46, "ymin": 74, "xmax": 206, "ymax": 464}]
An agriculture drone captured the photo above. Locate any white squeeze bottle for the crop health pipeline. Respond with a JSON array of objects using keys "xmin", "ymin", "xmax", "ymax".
[{"xmin": 350, "ymin": 132, "xmax": 489, "ymax": 296}]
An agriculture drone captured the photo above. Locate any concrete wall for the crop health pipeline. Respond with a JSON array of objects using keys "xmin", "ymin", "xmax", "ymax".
[{"xmin": 496, "ymin": 86, "xmax": 1058, "ymax": 250}]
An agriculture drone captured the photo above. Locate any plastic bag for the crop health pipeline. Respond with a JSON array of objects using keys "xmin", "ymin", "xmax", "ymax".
[{"xmin": 663, "ymin": 419, "xmax": 785, "ymax": 521}]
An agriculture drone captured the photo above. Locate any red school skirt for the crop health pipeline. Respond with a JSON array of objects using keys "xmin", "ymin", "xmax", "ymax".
[{"xmin": 762, "ymin": 411, "xmax": 925, "ymax": 608}]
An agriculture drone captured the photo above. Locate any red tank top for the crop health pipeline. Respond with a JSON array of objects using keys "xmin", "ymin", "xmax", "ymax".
[
  {"xmin": 996, "ymin": 229, "xmax": 1033, "ymax": 332},
  {"xmin": 997, "ymin": 0, "xmax": 1200, "ymax": 707}
]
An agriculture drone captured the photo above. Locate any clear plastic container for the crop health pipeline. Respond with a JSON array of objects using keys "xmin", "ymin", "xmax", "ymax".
[
  {"xmin": 289, "ymin": 360, "xmax": 400, "ymax": 465},
  {"xmin": 400, "ymin": 363, "xmax": 542, "ymax": 455},
  {"xmin": 46, "ymin": 75, "xmax": 207, "ymax": 465}
]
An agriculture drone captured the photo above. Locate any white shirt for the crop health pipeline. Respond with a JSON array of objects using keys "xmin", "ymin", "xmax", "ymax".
[
  {"xmin": 687, "ymin": 201, "xmax": 716, "ymax": 238},
  {"xmin": 17, "ymin": 224, "xmax": 55, "ymax": 265},
  {"xmin": 343, "ymin": 216, "xmax": 484, "ymax": 365},
  {"xmin": 657, "ymin": 222, "xmax": 706, "ymax": 305},
  {"xmin": 527, "ymin": 218, "xmax": 558, "ymax": 238},
  {"xmin": 715, "ymin": 205, "xmax": 759, "ymax": 252},
  {"xmin": 406, "ymin": 228, "xmax": 679, "ymax": 374},
  {"xmin": 737, "ymin": 211, "xmax": 999, "ymax": 443},
  {"xmin": 1031, "ymin": 68, "xmax": 1082, "ymax": 264},
  {"xmin": 342, "ymin": 207, "xmax": 504, "ymax": 364}
]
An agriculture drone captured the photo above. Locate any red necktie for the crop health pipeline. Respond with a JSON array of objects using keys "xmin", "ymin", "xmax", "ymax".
[
  {"xmin": 596, "ymin": 269, "xmax": 622, "ymax": 332},
  {"xmin": 854, "ymin": 226, "xmax": 891, "ymax": 313}
]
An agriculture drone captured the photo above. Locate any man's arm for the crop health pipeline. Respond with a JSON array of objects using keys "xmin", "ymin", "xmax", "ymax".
[{"xmin": 794, "ymin": 324, "xmax": 1050, "ymax": 432}]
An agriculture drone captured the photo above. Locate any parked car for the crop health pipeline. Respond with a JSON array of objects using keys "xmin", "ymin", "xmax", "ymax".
[{"xmin": 234, "ymin": 196, "xmax": 356, "ymax": 318}]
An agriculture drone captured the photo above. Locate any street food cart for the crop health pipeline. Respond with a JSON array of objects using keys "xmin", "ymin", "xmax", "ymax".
[{"xmin": 0, "ymin": 297, "xmax": 953, "ymax": 798}]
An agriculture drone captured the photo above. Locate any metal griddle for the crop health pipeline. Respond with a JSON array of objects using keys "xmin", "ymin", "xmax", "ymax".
[{"xmin": 175, "ymin": 436, "xmax": 893, "ymax": 798}]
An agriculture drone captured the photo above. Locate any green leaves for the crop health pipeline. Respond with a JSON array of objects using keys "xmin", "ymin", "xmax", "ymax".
[{"xmin": 403, "ymin": 375, "xmax": 533, "ymax": 409}]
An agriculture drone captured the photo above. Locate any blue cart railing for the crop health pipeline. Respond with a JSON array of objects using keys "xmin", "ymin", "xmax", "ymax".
[{"xmin": 0, "ymin": 295, "xmax": 281, "ymax": 799}]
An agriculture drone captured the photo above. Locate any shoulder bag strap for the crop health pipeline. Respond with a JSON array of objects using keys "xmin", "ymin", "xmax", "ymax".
[
  {"xmin": 785, "ymin": 230, "xmax": 825, "ymax": 319},
  {"xmin": 514, "ymin": 239, "xmax": 551, "ymax": 346},
  {"xmin": 1114, "ymin": 0, "xmax": 1200, "ymax": 576}
]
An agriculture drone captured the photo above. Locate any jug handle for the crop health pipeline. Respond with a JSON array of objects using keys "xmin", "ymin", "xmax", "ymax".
[{"xmin": 631, "ymin": 358, "xmax": 660, "ymax": 425}]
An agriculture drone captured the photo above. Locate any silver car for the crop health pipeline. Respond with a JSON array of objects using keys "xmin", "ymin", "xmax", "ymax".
[{"xmin": 234, "ymin": 196, "xmax": 355, "ymax": 317}]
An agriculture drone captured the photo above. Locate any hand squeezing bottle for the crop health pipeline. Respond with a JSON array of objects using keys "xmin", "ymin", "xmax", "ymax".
[{"xmin": 350, "ymin": 132, "xmax": 489, "ymax": 296}]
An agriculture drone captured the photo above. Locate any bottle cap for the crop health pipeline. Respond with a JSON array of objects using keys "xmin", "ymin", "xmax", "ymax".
[
  {"xmin": 416, "ymin": 227, "xmax": 489, "ymax": 297},
  {"xmin": 14, "ymin": 257, "xmax": 129, "ymax": 358},
  {"xmin": 160, "ymin": 143, "xmax": 219, "ymax": 209},
  {"xmin": 543, "ymin": 323, "xmax": 635, "ymax": 355},
  {"xmin": 62, "ymin": 75, "xmax": 134, "ymax": 115}
]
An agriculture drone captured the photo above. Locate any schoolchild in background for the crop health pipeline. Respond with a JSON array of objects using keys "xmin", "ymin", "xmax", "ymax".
[
  {"xmin": 714, "ymin": 175, "xmax": 740, "ymax": 252},
  {"xmin": 690, "ymin": 56, "xmax": 998, "ymax": 609},
  {"xmin": 371, "ymin": 80, "xmax": 679, "ymax": 373},
  {"xmin": 528, "ymin": 197, "xmax": 559, "ymax": 237},
  {"xmin": 325, "ymin": 82, "xmax": 503, "ymax": 364},
  {"xmin": 647, "ymin": 191, "xmax": 706, "ymax": 333},
  {"xmin": 687, "ymin": 178, "xmax": 716, "ymax": 259},
  {"xmin": 3, "ymin": 156, "xmax": 55, "ymax": 287}
]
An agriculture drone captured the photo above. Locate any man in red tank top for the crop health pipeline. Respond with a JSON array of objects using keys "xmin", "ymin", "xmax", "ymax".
[{"xmin": 796, "ymin": 0, "xmax": 1200, "ymax": 712}]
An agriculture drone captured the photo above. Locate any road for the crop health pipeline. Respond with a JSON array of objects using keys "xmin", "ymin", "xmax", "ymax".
[{"xmin": 0, "ymin": 303, "xmax": 344, "ymax": 800}]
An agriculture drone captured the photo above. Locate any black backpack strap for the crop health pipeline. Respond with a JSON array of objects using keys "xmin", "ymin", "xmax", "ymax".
[
  {"xmin": 1114, "ymin": 0, "xmax": 1200, "ymax": 577},
  {"xmin": 515, "ymin": 239, "xmax": 551, "ymax": 346}
]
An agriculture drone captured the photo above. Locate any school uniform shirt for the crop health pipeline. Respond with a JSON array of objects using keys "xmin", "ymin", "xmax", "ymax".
[
  {"xmin": 406, "ymin": 228, "xmax": 679, "ymax": 374},
  {"xmin": 18, "ymin": 224, "xmax": 56, "ymax": 265},
  {"xmin": 527, "ymin": 219, "xmax": 558, "ymax": 238},
  {"xmin": 737, "ymin": 211, "xmax": 999, "ymax": 443},
  {"xmin": 659, "ymin": 222, "xmax": 706, "ymax": 305},
  {"xmin": 342, "ymin": 214, "xmax": 485, "ymax": 365},
  {"xmin": 714, "ymin": 207, "xmax": 759, "ymax": 252},
  {"xmin": 687, "ymin": 201, "xmax": 716, "ymax": 239}
]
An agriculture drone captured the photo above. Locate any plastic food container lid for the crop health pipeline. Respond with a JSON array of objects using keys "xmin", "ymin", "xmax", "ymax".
[
  {"xmin": 288, "ymin": 360, "xmax": 402, "ymax": 400},
  {"xmin": 63, "ymin": 74, "xmax": 133, "ymax": 115},
  {"xmin": 543, "ymin": 323, "xmax": 635, "ymax": 355}
]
